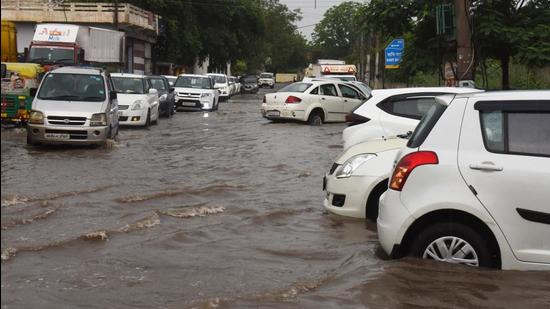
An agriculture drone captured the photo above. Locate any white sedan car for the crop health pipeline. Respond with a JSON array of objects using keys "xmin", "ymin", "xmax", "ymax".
[
  {"xmin": 261, "ymin": 80, "xmax": 368, "ymax": 125},
  {"xmin": 342, "ymin": 87, "xmax": 483, "ymax": 149},
  {"xmin": 112, "ymin": 73, "xmax": 160, "ymax": 127},
  {"xmin": 323, "ymin": 137, "xmax": 406, "ymax": 220}
]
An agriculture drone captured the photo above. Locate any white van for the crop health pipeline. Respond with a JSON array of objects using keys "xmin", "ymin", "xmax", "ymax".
[{"xmin": 27, "ymin": 66, "xmax": 118, "ymax": 146}]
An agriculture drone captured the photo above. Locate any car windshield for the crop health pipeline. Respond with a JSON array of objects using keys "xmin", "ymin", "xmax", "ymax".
[
  {"xmin": 209, "ymin": 75, "xmax": 226, "ymax": 84},
  {"xmin": 242, "ymin": 76, "xmax": 257, "ymax": 83},
  {"xmin": 175, "ymin": 76, "xmax": 212, "ymax": 89},
  {"xmin": 28, "ymin": 47, "xmax": 74, "ymax": 64},
  {"xmin": 149, "ymin": 78, "xmax": 167, "ymax": 90},
  {"xmin": 112, "ymin": 77, "xmax": 146, "ymax": 94},
  {"xmin": 350, "ymin": 82, "xmax": 372, "ymax": 98},
  {"xmin": 260, "ymin": 73, "xmax": 273, "ymax": 78},
  {"xmin": 278, "ymin": 82, "xmax": 312, "ymax": 93},
  {"xmin": 37, "ymin": 73, "xmax": 105, "ymax": 101}
]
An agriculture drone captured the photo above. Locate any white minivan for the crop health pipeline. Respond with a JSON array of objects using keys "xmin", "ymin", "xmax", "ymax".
[
  {"xmin": 27, "ymin": 66, "xmax": 119, "ymax": 146},
  {"xmin": 378, "ymin": 91, "xmax": 550, "ymax": 270}
]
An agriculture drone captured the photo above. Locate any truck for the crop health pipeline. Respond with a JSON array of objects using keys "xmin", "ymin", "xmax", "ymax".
[
  {"xmin": 26, "ymin": 23, "xmax": 125, "ymax": 70},
  {"xmin": 305, "ymin": 59, "xmax": 357, "ymax": 81}
]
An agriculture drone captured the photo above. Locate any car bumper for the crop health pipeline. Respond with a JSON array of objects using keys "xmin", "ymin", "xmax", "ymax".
[
  {"xmin": 27, "ymin": 124, "xmax": 109, "ymax": 145},
  {"xmin": 260, "ymin": 104, "xmax": 307, "ymax": 121},
  {"xmin": 323, "ymin": 174, "xmax": 381, "ymax": 218},
  {"xmin": 377, "ymin": 189, "xmax": 413, "ymax": 257},
  {"xmin": 119, "ymin": 109, "xmax": 148, "ymax": 126}
]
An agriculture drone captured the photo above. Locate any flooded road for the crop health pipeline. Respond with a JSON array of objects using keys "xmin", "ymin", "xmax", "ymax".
[{"xmin": 2, "ymin": 87, "xmax": 549, "ymax": 309}]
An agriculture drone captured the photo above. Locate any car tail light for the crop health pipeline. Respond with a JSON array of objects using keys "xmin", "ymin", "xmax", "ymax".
[
  {"xmin": 285, "ymin": 96, "xmax": 302, "ymax": 104},
  {"xmin": 262, "ymin": 96, "xmax": 266, "ymax": 103},
  {"xmin": 345, "ymin": 113, "xmax": 370, "ymax": 126},
  {"xmin": 389, "ymin": 151, "xmax": 438, "ymax": 191}
]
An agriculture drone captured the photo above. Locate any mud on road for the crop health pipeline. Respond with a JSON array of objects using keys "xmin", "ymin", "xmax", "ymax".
[{"xmin": 2, "ymin": 87, "xmax": 549, "ymax": 308}]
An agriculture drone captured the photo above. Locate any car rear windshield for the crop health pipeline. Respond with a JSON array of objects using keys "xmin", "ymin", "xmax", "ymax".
[
  {"xmin": 279, "ymin": 82, "xmax": 312, "ymax": 93},
  {"xmin": 260, "ymin": 73, "xmax": 273, "ymax": 78},
  {"xmin": 112, "ymin": 77, "xmax": 146, "ymax": 94},
  {"xmin": 407, "ymin": 100, "xmax": 448, "ymax": 148},
  {"xmin": 176, "ymin": 76, "xmax": 212, "ymax": 89},
  {"xmin": 37, "ymin": 73, "xmax": 105, "ymax": 102}
]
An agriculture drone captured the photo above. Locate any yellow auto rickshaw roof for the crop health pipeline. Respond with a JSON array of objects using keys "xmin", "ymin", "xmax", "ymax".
[{"xmin": 2, "ymin": 62, "xmax": 45, "ymax": 79}]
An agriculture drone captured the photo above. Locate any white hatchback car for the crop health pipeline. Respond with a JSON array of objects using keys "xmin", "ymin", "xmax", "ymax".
[
  {"xmin": 324, "ymin": 137, "xmax": 406, "ymax": 220},
  {"xmin": 112, "ymin": 73, "xmax": 159, "ymax": 127},
  {"xmin": 261, "ymin": 81, "xmax": 368, "ymax": 125},
  {"xmin": 342, "ymin": 87, "xmax": 483, "ymax": 150},
  {"xmin": 378, "ymin": 91, "xmax": 550, "ymax": 270}
]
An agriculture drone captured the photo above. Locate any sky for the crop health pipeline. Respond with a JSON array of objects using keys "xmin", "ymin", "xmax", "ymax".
[{"xmin": 279, "ymin": 0, "xmax": 363, "ymax": 41}]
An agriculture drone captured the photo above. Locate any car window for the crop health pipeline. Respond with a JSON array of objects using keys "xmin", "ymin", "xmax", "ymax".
[
  {"xmin": 379, "ymin": 97, "xmax": 437, "ymax": 120},
  {"xmin": 149, "ymin": 78, "xmax": 167, "ymax": 90},
  {"xmin": 279, "ymin": 83, "xmax": 312, "ymax": 93},
  {"xmin": 480, "ymin": 109, "xmax": 550, "ymax": 156},
  {"xmin": 144, "ymin": 79, "xmax": 150, "ymax": 92},
  {"xmin": 338, "ymin": 84, "xmax": 361, "ymax": 99},
  {"xmin": 407, "ymin": 100, "xmax": 447, "ymax": 148},
  {"xmin": 320, "ymin": 84, "xmax": 338, "ymax": 97},
  {"xmin": 310, "ymin": 87, "xmax": 319, "ymax": 95}
]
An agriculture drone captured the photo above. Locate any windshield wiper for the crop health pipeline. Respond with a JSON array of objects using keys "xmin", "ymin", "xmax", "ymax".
[
  {"xmin": 52, "ymin": 58, "xmax": 74, "ymax": 64},
  {"xmin": 39, "ymin": 95, "xmax": 81, "ymax": 101}
]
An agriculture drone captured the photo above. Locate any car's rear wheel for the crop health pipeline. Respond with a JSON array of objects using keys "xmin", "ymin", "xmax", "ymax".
[
  {"xmin": 308, "ymin": 110, "xmax": 324, "ymax": 126},
  {"xmin": 409, "ymin": 222, "xmax": 495, "ymax": 268}
]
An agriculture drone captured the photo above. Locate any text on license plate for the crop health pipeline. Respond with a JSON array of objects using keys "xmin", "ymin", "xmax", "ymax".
[
  {"xmin": 44, "ymin": 133, "xmax": 70, "ymax": 140},
  {"xmin": 266, "ymin": 111, "xmax": 280, "ymax": 117},
  {"xmin": 183, "ymin": 102, "xmax": 196, "ymax": 106}
]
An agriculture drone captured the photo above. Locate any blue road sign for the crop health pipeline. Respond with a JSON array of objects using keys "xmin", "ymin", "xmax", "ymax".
[{"xmin": 385, "ymin": 38, "xmax": 404, "ymax": 69}]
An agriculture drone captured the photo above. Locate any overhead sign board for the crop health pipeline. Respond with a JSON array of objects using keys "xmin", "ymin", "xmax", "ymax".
[
  {"xmin": 385, "ymin": 39, "xmax": 404, "ymax": 69},
  {"xmin": 33, "ymin": 24, "xmax": 79, "ymax": 43}
]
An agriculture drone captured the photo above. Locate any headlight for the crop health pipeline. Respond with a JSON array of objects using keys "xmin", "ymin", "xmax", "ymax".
[
  {"xmin": 201, "ymin": 93, "xmax": 212, "ymax": 98},
  {"xmin": 159, "ymin": 94, "xmax": 168, "ymax": 101},
  {"xmin": 29, "ymin": 110, "xmax": 44, "ymax": 124},
  {"xmin": 90, "ymin": 113, "xmax": 107, "ymax": 126},
  {"xmin": 335, "ymin": 154, "xmax": 377, "ymax": 178},
  {"xmin": 131, "ymin": 100, "xmax": 144, "ymax": 110}
]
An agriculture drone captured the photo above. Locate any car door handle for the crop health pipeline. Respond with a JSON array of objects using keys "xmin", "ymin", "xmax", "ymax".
[{"xmin": 469, "ymin": 163, "xmax": 503, "ymax": 171}]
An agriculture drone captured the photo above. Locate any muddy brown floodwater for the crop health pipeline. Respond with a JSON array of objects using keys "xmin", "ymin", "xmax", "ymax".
[{"xmin": 2, "ymin": 87, "xmax": 549, "ymax": 309}]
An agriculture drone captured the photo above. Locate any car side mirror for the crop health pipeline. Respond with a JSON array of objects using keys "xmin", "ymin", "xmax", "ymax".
[
  {"xmin": 110, "ymin": 91, "xmax": 117, "ymax": 100},
  {"xmin": 149, "ymin": 88, "xmax": 158, "ymax": 94},
  {"xmin": 169, "ymin": 87, "xmax": 175, "ymax": 93}
]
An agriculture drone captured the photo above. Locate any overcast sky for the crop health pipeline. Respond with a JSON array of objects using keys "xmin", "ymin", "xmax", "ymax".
[{"xmin": 279, "ymin": 0, "xmax": 364, "ymax": 40}]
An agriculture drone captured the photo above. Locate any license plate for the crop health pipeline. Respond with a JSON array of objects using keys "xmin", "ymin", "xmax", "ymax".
[
  {"xmin": 183, "ymin": 102, "xmax": 196, "ymax": 106},
  {"xmin": 45, "ymin": 133, "xmax": 70, "ymax": 140},
  {"xmin": 266, "ymin": 110, "xmax": 280, "ymax": 117}
]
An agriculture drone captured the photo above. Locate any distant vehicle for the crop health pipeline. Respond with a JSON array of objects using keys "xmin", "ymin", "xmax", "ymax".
[
  {"xmin": 1, "ymin": 62, "xmax": 45, "ymax": 124},
  {"xmin": 230, "ymin": 76, "xmax": 241, "ymax": 94},
  {"xmin": 26, "ymin": 66, "xmax": 119, "ymax": 146},
  {"xmin": 228, "ymin": 76, "xmax": 237, "ymax": 96},
  {"xmin": 306, "ymin": 59, "xmax": 357, "ymax": 81},
  {"xmin": 163, "ymin": 75, "xmax": 177, "ymax": 87},
  {"xmin": 324, "ymin": 137, "xmax": 407, "ymax": 220},
  {"xmin": 261, "ymin": 80, "xmax": 368, "ymax": 125},
  {"xmin": 378, "ymin": 91, "xmax": 550, "ymax": 270},
  {"xmin": 258, "ymin": 72, "xmax": 275, "ymax": 88},
  {"xmin": 240, "ymin": 75, "xmax": 259, "ymax": 94},
  {"xmin": 342, "ymin": 87, "xmax": 483, "ymax": 150},
  {"xmin": 207, "ymin": 73, "xmax": 230, "ymax": 101},
  {"xmin": 146, "ymin": 75, "xmax": 175, "ymax": 118},
  {"xmin": 27, "ymin": 24, "xmax": 124, "ymax": 70},
  {"xmin": 174, "ymin": 74, "xmax": 219, "ymax": 111},
  {"xmin": 112, "ymin": 73, "xmax": 159, "ymax": 128}
]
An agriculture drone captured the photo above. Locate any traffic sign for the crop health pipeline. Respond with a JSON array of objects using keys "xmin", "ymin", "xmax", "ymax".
[{"xmin": 385, "ymin": 38, "xmax": 404, "ymax": 69}]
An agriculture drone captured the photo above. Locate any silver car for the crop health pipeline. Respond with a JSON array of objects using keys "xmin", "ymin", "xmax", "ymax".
[{"xmin": 27, "ymin": 66, "xmax": 119, "ymax": 146}]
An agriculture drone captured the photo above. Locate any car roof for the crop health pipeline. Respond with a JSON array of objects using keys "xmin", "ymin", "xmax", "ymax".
[
  {"xmin": 207, "ymin": 73, "xmax": 226, "ymax": 76},
  {"xmin": 111, "ymin": 73, "xmax": 145, "ymax": 78},
  {"xmin": 178, "ymin": 74, "xmax": 210, "ymax": 78},
  {"xmin": 453, "ymin": 90, "xmax": 550, "ymax": 99},
  {"xmin": 370, "ymin": 87, "xmax": 483, "ymax": 98},
  {"xmin": 49, "ymin": 66, "xmax": 103, "ymax": 75}
]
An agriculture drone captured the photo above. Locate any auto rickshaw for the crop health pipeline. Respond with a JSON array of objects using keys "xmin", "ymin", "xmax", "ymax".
[{"xmin": 1, "ymin": 62, "xmax": 44, "ymax": 125}]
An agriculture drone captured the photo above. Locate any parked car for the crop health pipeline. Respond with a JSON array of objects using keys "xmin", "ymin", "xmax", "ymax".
[
  {"xmin": 240, "ymin": 75, "xmax": 259, "ymax": 94},
  {"xmin": 112, "ymin": 73, "xmax": 159, "ymax": 128},
  {"xmin": 27, "ymin": 66, "xmax": 118, "ymax": 146},
  {"xmin": 174, "ymin": 74, "xmax": 219, "ymax": 111},
  {"xmin": 377, "ymin": 91, "xmax": 550, "ymax": 270},
  {"xmin": 231, "ymin": 76, "xmax": 241, "ymax": 94},
  {"xmin": 342, "ymin": 87, "xmax": 483, "ymax": 150},
  {"xmin": 207, "ymin": 73, "xmax": 230, "ymax": 101},
  {"xmin": 228, "ymin": 76, "xmax": 237, "ymax": 96},
  {"xmin": 261, "ymin": 80, "xmax": 368, "ymax": 125},
  {"xmin": 163, "ymin": 75, "xmax": 177, "ymax": 87},
  {"xmin": 146, "ymin": 75, "xmax": 175, "ymax": 118},
  {"xmin": 258, "ymin": 72, "xmax": 275, "ymax": 88},
  {"xmin": 323, "ymin": 136, "xmax": 407, "ymax": 220}
]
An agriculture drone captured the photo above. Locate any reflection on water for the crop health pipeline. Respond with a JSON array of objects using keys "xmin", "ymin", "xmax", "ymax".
[{"xmin": 2, "ymin": 90, "xmax": 549, "ymax": 308}]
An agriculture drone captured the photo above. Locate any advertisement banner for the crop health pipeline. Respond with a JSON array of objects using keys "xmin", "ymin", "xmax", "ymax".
[{"xmin": 33, "ymin": 24, "xmax": 79, "ymax": 43}]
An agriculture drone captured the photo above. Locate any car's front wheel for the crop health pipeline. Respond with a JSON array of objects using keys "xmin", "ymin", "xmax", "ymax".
[{"xmin": 409, "ymin": 222, "xmax": 496, "ymax": 268}]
